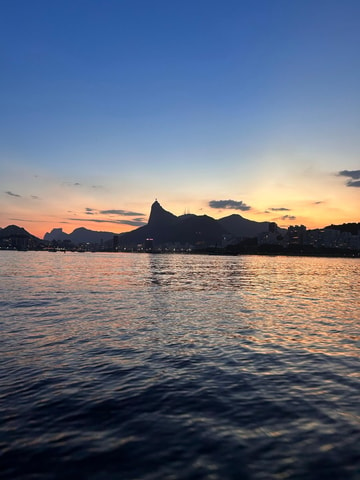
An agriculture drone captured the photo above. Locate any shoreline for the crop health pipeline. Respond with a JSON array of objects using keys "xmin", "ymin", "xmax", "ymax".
[{"xmin": 1, "ymin": 247, "xmax": 359, "ymax": 259}]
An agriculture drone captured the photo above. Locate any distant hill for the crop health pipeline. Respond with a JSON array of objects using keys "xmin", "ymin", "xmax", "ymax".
[
  {"xmin": 44, "ymin": 227, "xmax": 116, "ymax": 244},
  {"xmin": 324, "ymin": 223, "xmax": 360, "ymax": 235},
  {"xmin": 0, "ymin": 225, "xmax": 41, "ymax": 249},
  {"xmin": 218, "ymin": 214, "xmax": 272, "ymax": 238},
  {"xmin": 0, "ymin": 224, "xmax": 40, "ymax": 240},
  {"xmin": 43, "ymin": 228, "xmax": 69, "ymax": 242},
  {"xmin": 171, "ymin": 214, "xmax": 227, "ymax": 245}
]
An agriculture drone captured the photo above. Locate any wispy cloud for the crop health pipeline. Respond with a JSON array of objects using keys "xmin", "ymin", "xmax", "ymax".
[
  {"xmin": 83, "ymin": 208, "xmax": 146, "ymax": 219},
  {"xmin": 281, "ymin": 215, "xmax": 296, "ymax": 221},
  {"xmin": 269, "ymin": 207, "xmax": 290, "ymax": 212},
  {"xmin": 68, "ymin": 217, "xmax": 146, "ymax": 227},
  {"xmin": 5, "ymin": 191, "xmax": 21, "ymax": 197},
  {"xmin": 209, "ymin": 199, "xmax": 251, "ymax": 211},
  {"xmin": 10, "ymin": 217, "xmax": 46, "ymax": 223},
  {"xmin": 338, "ymin": 170, "xmax": 360, "ymax": 187},
  {"xmin": 31, "ymin": 195, "xmax": 39, "ymax": 200},
  {"xmin": 63, "ymin": 182, "xmax": 82, "ymax": 187},
  {"xmin": 120, "ymin": 219, "xmax": 146, "ymax": 226},
  {"xmin": 100, "ymin": 209, "xmax": 145, "ymax": 216}
]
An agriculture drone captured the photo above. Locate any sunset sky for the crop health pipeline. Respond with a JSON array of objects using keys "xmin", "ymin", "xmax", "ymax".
[{"xmin": 1, "ymin": 0, "xmax": 359, "ymax": 239}]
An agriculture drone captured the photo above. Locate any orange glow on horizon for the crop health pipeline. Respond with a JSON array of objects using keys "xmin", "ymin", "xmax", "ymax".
[{"xmin": 1, "ymin": 192, "xmax": 358, "ymax": 240}]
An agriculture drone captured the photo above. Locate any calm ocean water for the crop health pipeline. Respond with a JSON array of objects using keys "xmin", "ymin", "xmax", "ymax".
[{"xmin": 0, "ymin": 251, "xmax": 359, "ymax": 480}]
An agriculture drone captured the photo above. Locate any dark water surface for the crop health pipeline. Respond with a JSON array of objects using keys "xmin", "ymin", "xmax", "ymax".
[{"xmin": 1, "ymin": 252, "xmax": 359, "ymax": 479}]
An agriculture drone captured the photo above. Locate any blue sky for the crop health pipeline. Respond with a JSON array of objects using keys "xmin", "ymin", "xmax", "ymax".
[{"xmin": 1, "ymin": 0, "xmax": 359, "ymax": 237}]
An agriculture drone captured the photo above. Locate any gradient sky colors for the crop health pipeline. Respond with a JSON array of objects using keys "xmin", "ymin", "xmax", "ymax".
[{"xmin": 1, "ymin": 0, "xmax": 359, "ymax": 238}]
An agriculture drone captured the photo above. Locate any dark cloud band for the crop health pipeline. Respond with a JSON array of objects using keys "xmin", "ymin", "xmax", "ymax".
[
  {"xmin": 346, "ymin": 180, "xmax": 360, "ymax": 188},
  {"xmin": 100, "ymin": 209, "xmax": 145, "ymax": 216},
  {"xmin": 338, "ymin": 170, "xmax": 360, "ymax": 187},
  {"xmin": 5, "ymin": 191, "xmax": 21, "ymax": 197},
  {"xmin": 338, "ymin": 170, "xmax": 360, "ymax": 180},
  {"xmin": 209, "ymin": 199, "xmax": 251, "ymax": 211}
]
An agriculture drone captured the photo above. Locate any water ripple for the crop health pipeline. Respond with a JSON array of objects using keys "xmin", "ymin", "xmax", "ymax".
[{"xmin": 0, "ymin": 252, "xmax": 359, "ymax": 479}]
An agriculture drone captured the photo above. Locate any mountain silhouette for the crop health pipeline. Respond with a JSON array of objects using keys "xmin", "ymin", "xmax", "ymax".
[
  {"xmin": 116, "ymin": 200, "xmax": 270, "ymax": 248},
  {"xmin": 148, "ymin": 200, "xmax": 177, "ymax": 228},
  {"xmin": 0, "ymin": 202, "xmax": 281, "ymax": 248},
  {"xmin": 218, "ymin": 214, "xmax": 271, "ymax": 237},
  {"xmin": 171, "ymin": 214, "xmax": 227, "ymax": 245},
  {"xmin": 0, "ymin": 225, "xmax": 41, "ymax": 249},
  {"xmin": 44, "ymin": 228, "xmax": 69, "ymax": 242},
  {"xmin": 44, "ymin": 227, "xmax": 116, "ymax": 244},
  {"xmin": 0, "ymin": 225, "xmax": 36, "ymax": 238},
  {"xmin": 114, "ymin": 201, "xmax": 177, "ymax": 246},
  {"xmin": 1, "ymin": 202, "xmax": 358, "ymax": 251}
]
